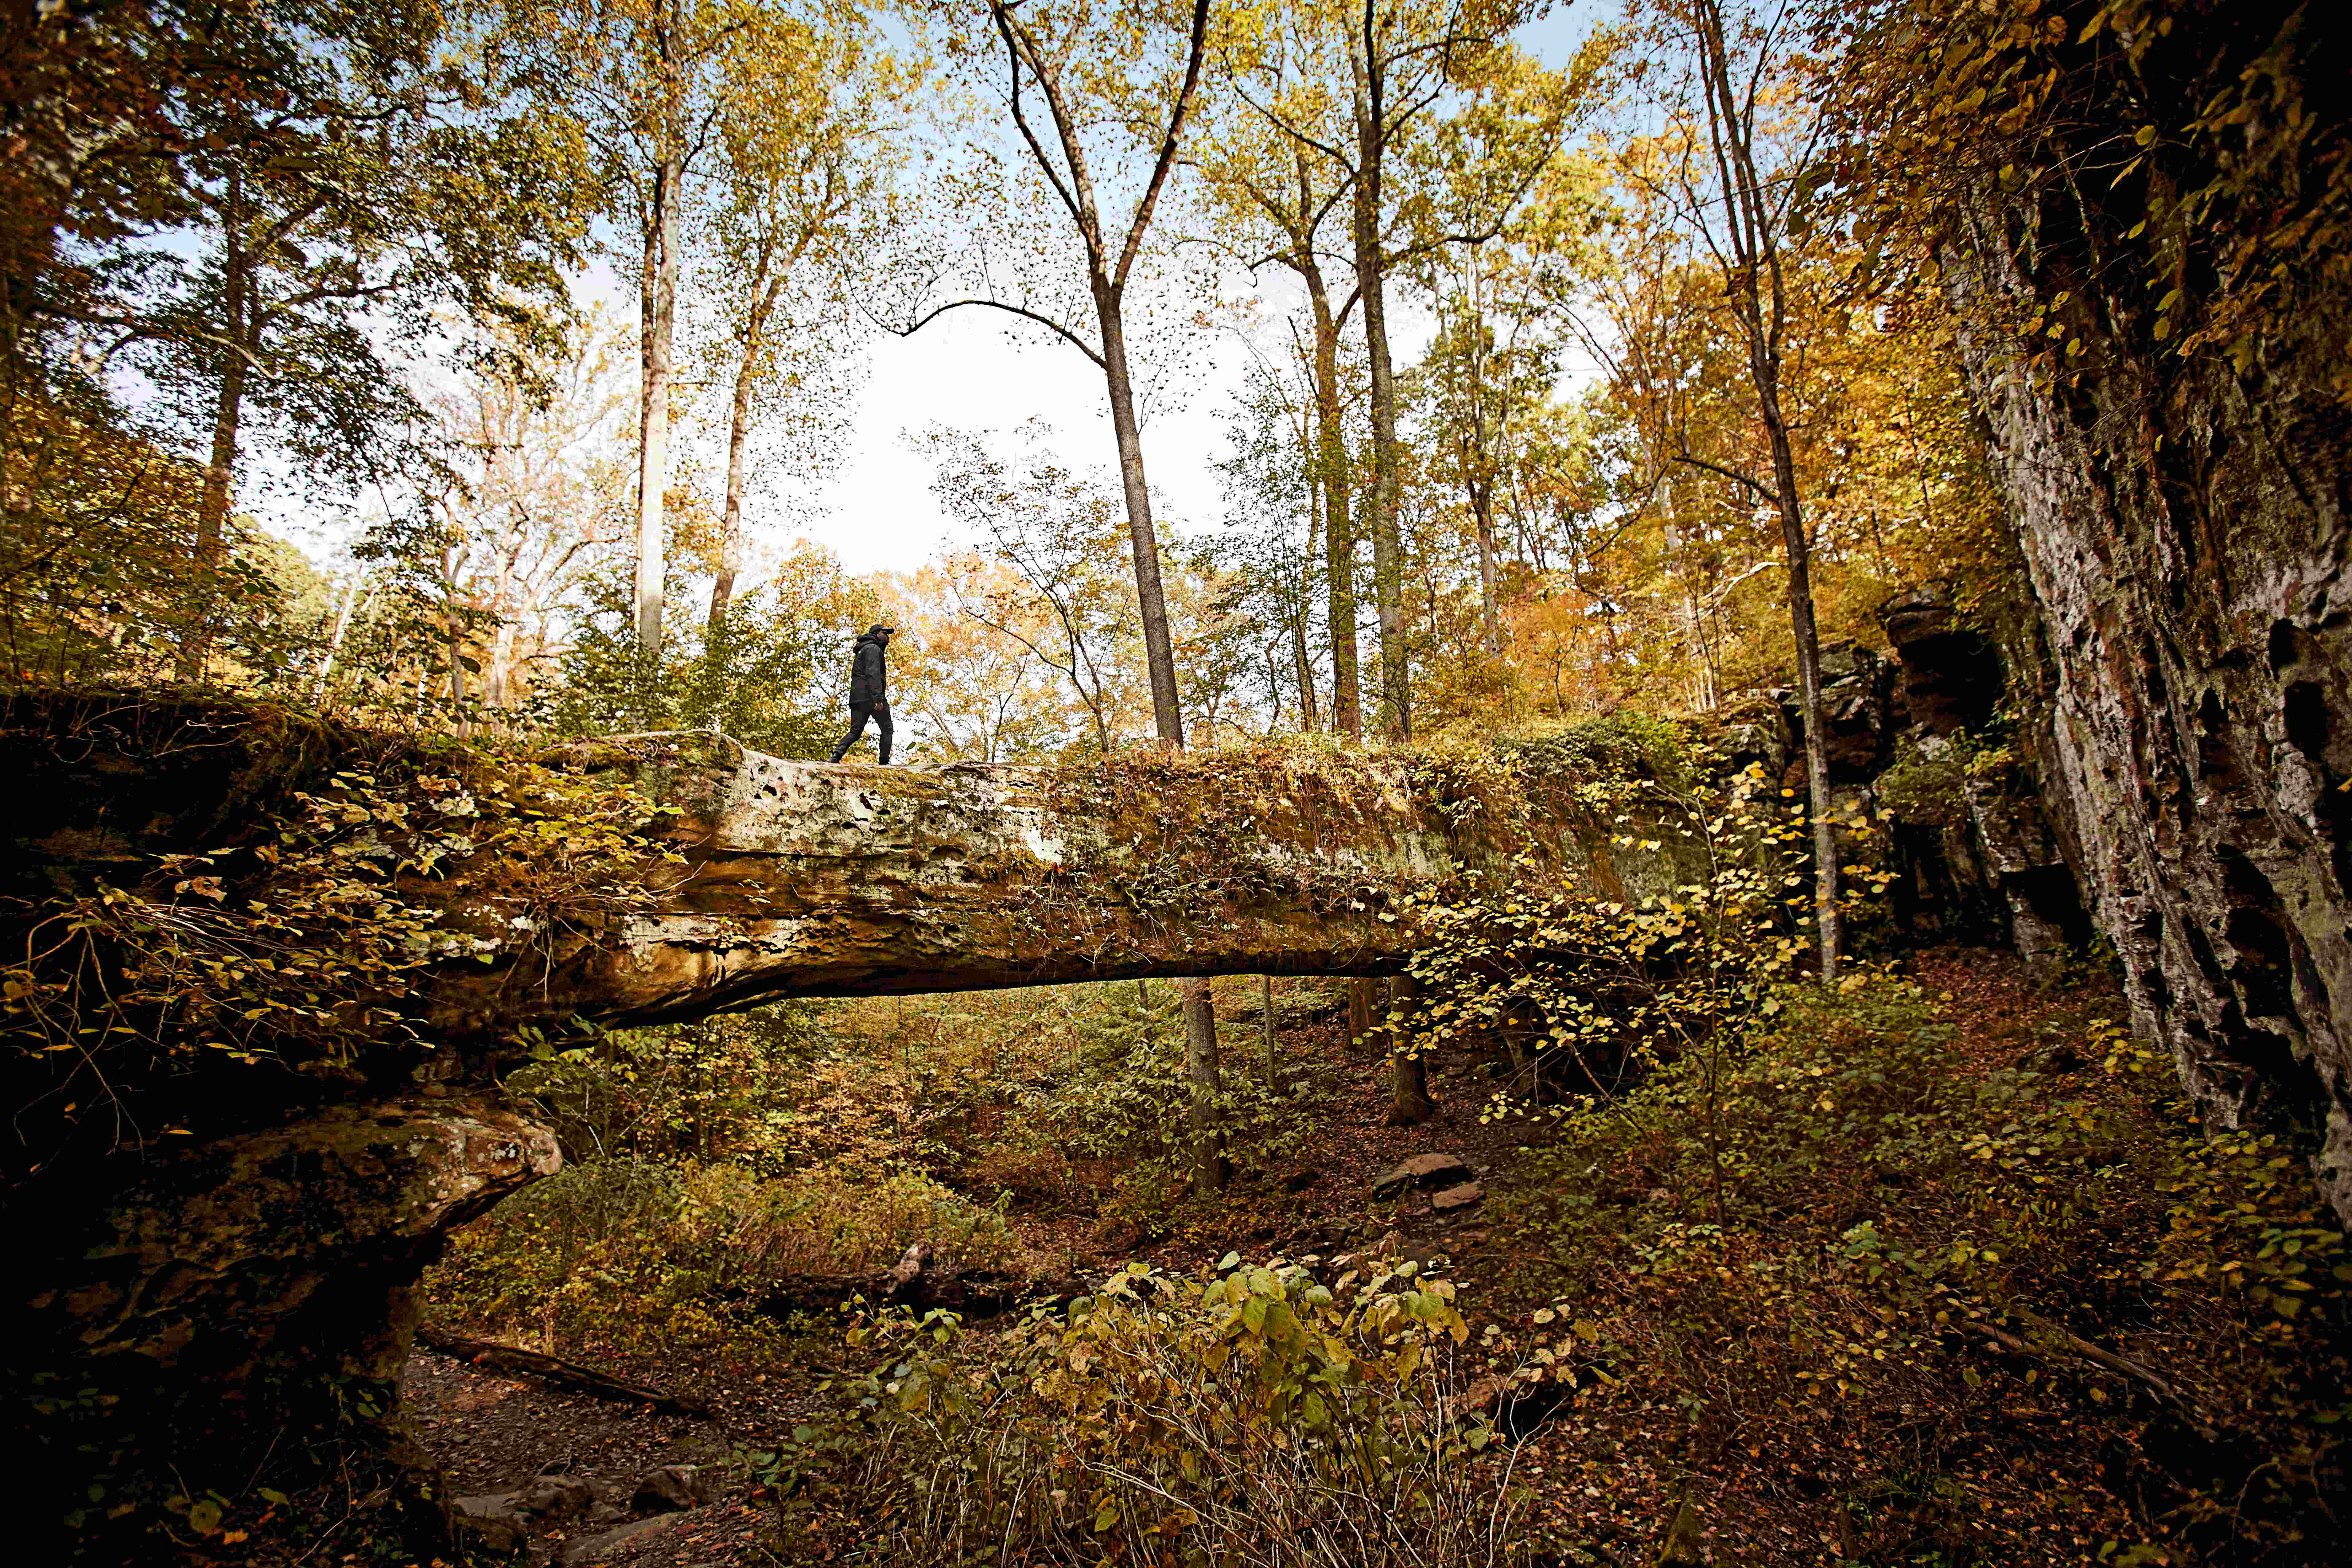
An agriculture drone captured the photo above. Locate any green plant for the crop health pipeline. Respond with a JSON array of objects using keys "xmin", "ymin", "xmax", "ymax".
[
  {"xmin": 422, "ymin": 1157, "xmax": 1018, "ymax": 1357},
  {"xmin": 775, "ymin": 1255, "xmax": 1536, "ymax": 1566}
]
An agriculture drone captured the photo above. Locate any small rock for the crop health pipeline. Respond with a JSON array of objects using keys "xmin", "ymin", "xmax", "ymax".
[
  {"xmin": 631, "ymin": 1463, "xmax": 712, "ymax": 1514},
  {"xmin": 1431, "ymin": 1181, "xmax": 1483, "ymax": 1213},
  {"xmin": 559, "ymin": 1510, "xmax": 694, "ymax": 1566},
  {"xmin": 515, "ymin": 1472, "xmax": 596, "ymax": 1521},
  {"xmin": 1370, "ymin": 1151, "xmax": 1470, "ymax": 1198}
]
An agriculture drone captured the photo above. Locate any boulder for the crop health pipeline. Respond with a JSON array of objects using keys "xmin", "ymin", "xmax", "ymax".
[
  {"xmin": 450, "ymin": 1492, "xmax": 527, "ymax": 1554},
  {"xmin": 631, "ymin": 1463, "xmax": 713, "ymax": 1514},
  {"xmin": 1370, "ymin": 1151, "xmax": 1470, "ymax": 1198},
  {"xmin": 515, "ymin": 1472, "xmax": 597, "ymax": 1522}
]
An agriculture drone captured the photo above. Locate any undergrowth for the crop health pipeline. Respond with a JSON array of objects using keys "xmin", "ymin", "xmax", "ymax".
[{"xmin": 1478, "ymin": 972, "xmax": 2349, "ymax": 1565}]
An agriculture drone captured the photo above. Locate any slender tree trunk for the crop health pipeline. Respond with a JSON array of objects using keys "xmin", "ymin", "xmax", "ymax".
[
  {"xmin": 1385, "ymin": 972, "xmax": 1433, "ymax": 1125},
  {"xmin": 1097, "ymin": 280, "xmax": 1216, "ymax": 1190},
  {"xmin": 486, "ymin": 619, "xmax": 517, "ymax": 711},
  {"xmin": 713, "ymin": 261, "xmax": 783, "ymax": 632},
  {"xmin": 183, "ymin": 189, "xmax": 248, "ymax": 682},
  {"xmin": 1692, "ymin": 0, "xmax": 1841, "ymax": 977},
  {"xmin": 1290, "ymin": 473, "xmax": 1321, "ymax": 732},
  {"xmin": 312, "ymin": 575, "xmax": 368, "ymax": 702},
  {"xmin": 710, "ymin": 354, "xmax": 754, "ymax": 631},
  {"xmin": 1303, "ymin": 265, "xmax": 1361, "ymax": 739},
  {"xmin": 1346, "ymin": 31, "xmax": 1407, "ymax": 741},
  {"xmin": 1767, "ymin": 399, "xmax": 1842, "ymax": 978},
  {"xmin": 635, "ymin": 148, "xmax": 682, "ymax": 663},
  {"xmin": 1261, "ymin": 973, "xmax": 1277, "ymax": 1087},
  {"xmin": 1471, "ymin": 480, "xmax": 1502, "ymax": 654},
  {"xmin": 1185, "ymin": 977, "xmax": 1223, "ymax": 1196},
  {"xmin": 1093, "ymin": 282, "xmax": 1185, "ymax": 748},
  {"xmin": 1348, "ymin": 976, "xmax": 1375, "ymax": 1048}
]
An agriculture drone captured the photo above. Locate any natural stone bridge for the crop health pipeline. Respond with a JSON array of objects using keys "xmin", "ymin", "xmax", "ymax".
[{"xmin": 4, "ymin": 693, "xmax": 1679, "ymax": 1548}]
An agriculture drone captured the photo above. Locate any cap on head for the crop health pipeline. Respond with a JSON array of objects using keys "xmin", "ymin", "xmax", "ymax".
[{"xmin": 867, "ymin": 622, "xmax": 896, "ymax": 638}]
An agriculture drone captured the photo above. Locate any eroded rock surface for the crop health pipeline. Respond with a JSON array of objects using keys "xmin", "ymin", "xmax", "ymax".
[{"xmin": 1949, "ymin": 189, "xmax": 2352, "ymax": 1218}]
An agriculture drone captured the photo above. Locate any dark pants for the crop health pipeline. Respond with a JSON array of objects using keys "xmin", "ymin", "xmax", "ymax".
[{"xmin": 830, "ymin": 700, "xmax": 892, "ymax": 764}]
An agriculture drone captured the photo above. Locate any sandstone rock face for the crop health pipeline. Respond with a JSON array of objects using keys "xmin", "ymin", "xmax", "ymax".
[
  {"xmin": 530, "ymin": 734, "xmax": 1630, "ymax": 1030},
  {"xmin": 45, "ymin": 1097, "xmax": 559, "ymax": 1379},
  {"xmin": 1949, "ymin": 204, "xmax": 2352, "ymax": 1220},
  {"xmin": 1877, "ymin": 587, "xmax": 2087, "ymax": 968},
  {"xmin": 15, "ymin": 1093, "xmax": 557, "ymax": 1556}
]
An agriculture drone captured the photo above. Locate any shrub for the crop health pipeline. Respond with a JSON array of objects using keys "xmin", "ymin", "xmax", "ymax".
[
  {"xmin": 774, "ymin": 1257, "xmax": 1538, "ymax": 1567},
  {"xmin": 422, "ymin": 1158, "xmax": 1018, "ymax": 1355}
]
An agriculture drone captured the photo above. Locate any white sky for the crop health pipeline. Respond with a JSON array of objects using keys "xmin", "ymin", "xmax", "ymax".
[{"xmin": 773, "ymin": 6, "xmax": 1615, "ymax": 577}]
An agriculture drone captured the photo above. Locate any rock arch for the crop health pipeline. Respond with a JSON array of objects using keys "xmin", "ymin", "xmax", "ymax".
[{"xmin": 4, "ymin": 693, "xmax": 1678, "ymax": 1551}]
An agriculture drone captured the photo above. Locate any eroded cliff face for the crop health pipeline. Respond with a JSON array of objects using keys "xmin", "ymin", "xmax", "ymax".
[{"xmin": 1946, "ymin": 220, "xmax": 2352, "ymax": 1222}]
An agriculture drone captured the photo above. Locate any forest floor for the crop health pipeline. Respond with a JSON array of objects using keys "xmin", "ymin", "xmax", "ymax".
[
  {"xmin": 403, "ymin": 946, "xmax": 2348, "ymax": 1566},
  {"xmin": 403, "ymin": 992, "xmax": 1525, "ymax": 1565}
]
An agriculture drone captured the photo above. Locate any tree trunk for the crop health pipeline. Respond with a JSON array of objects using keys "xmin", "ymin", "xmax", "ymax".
[
  {"xmin": 1261, "ymin": 973, "xmax": 1277, "ymax": 1087},
  {"xmin": 1347, "ymin": 975, "xmax": 1375, "ymax": 1048},
  {"xmin": 1472, "ymin": 479, "xmax": 1502, "ymax": 654},
  {"xmin": 183, "ymin": 189, "xmax": 248, "ymax": 683},
  {"xmin": 1289, "ymin": 450, "xmax": 1322, "ymax": 733},
  {"xmin": 1184, "ymin": 976, "xmax": 1222, "ymax": 1197},
  {"xmin": 486, "ymin": 619, "xmax": 517, "ymax": 712},
  {"xmin": 712, "ymin": 262, "xmax": 783, "ymax": 633},
  {"xmin": 1289, "ymin": 570, "xmax": 1320, "ymax": 733},
  {"xmin": 446, "ymin": 614, "xmax": 466, "ymax": 712},
  {"xmin": 709, "ymin": 352, "xmax": 753, "ymax": 632},
  {"xmin": 1346, "ymin": 33, "xmax": 1408, "ymax": 741},
  {"xmin": 1093, "ymin": 283, "xmax": 1185, "ymax": 748},
  {"xmin": 1765, "ymin": 403, "xmax": 1840, "ymax": 977},
  {"xmin": 1385, "ymin": 973, "xmax": 1433, "ymax": 1125},
  {"xmin": 311, "ymin": 575, "xmax": 367, "ymax": 702},
  {"xmin": 1692, "ymin": 0, "xmax": 1837, "ymax": 976},
  {"xmin": 635, "ymin": 150, "xmax": 682, "ymax": 664},
  {"xmin": 1096, "ymin": 282, "xmax": 1218, "ymax": 1178},
  {"xmin": 1303, "ymin": 258, "xmax": 1361, "ymax": 739}
]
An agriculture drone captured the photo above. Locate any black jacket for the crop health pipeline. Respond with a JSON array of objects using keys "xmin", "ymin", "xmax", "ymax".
[{"xmin": 848, "ymin": 632, "xmax": 888, "ymax": 705}]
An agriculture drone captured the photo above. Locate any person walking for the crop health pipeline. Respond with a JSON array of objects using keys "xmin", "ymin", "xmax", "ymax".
[{"xmin": 828, "ymin": 623, "xmax": 896, "ymax": 764}]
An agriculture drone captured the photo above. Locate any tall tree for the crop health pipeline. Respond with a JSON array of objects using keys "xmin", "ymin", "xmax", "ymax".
[
  {"xmin": 62, "ymin": 0, "xmax": 584, "ymax": 679},
  {"xmin": 914, "ymin": 0, "xmax": 1225, "ymax": 1192},
  {"xmin": 704, "ymin": 8, "xmax": 893, "ymax": 632},
  {"xmin": 502, "ymin": 0, "xmax": 781, "ymax": 666},
  {"xmin": 912, "ymin": 0, "xmax": 1213, "ymax": 748},
  {"xmin": 1198, "ymin": 15, "xmax": 1365, "ymax": 734},
  {"xmin": 1264, "ymin": 0, "xmax": 1565, "ymax": 738},
  {"xmin": 1642, "ymin": 0, "xmax": 1843, "ymax": 975}
]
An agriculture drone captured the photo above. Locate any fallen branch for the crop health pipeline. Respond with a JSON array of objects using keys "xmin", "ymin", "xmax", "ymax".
[
  {"xmin": 413, "ymin": 1325, "xmax": 711, "ymax": 1419},
  {"xmin": 1961, "ymin": 1312, "xmax": 2197, "ymax": 1417}
]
